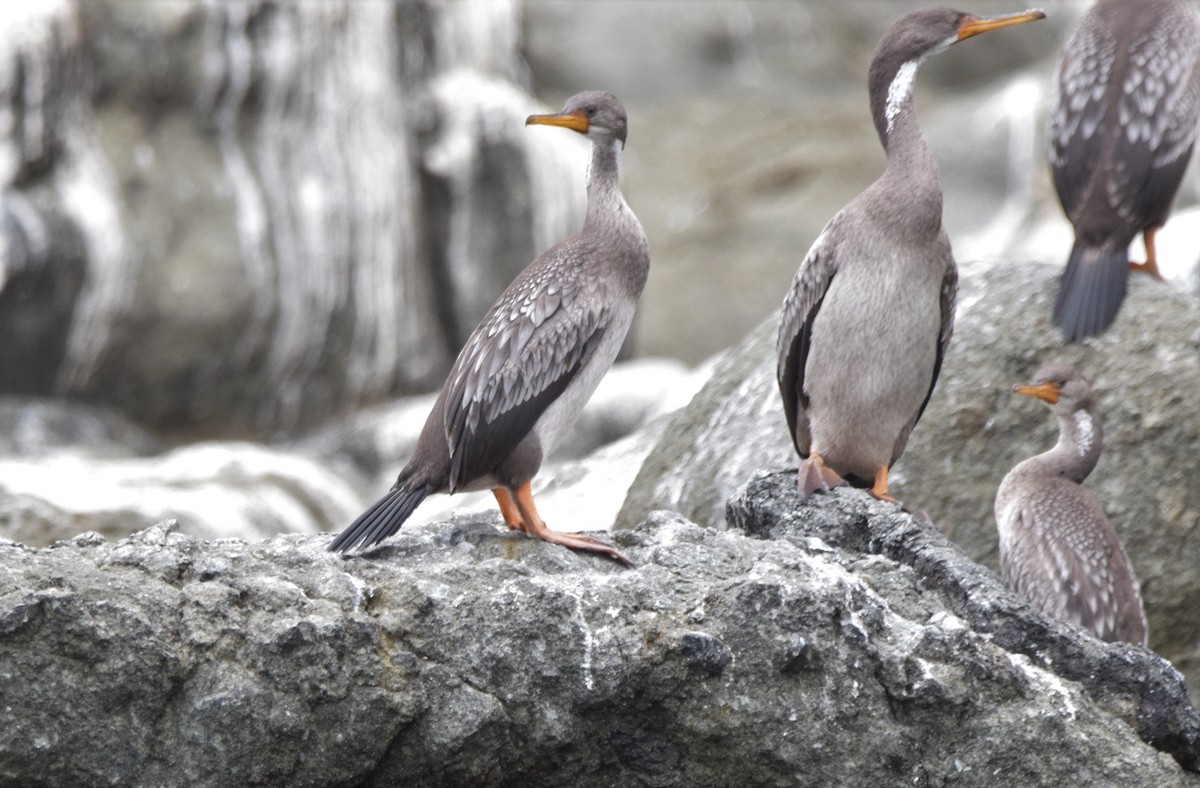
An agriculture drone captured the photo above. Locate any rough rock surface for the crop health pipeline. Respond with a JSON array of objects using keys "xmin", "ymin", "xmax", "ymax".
[
  {"xmin": 617, "ymin": 259, "xmax": 1200, "ymax": 702},
  {"xmin": 1, "ymin": 473, "xmax": 1197, "ymax": 786}
]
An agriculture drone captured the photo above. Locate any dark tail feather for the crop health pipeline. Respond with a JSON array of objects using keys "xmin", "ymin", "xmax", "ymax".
[
  {"xmin": 1052, "ymin": 241, "xmax": 1128, "ymax": 342},
  {"xmin": 328, "ymin": 483, "xmax": 430, "ymax": 553}
]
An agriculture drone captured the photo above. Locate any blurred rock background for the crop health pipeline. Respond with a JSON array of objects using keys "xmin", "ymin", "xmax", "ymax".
[{"xmin": 1, "ymin": 0, "xmax": 1199, "ymax": 698}]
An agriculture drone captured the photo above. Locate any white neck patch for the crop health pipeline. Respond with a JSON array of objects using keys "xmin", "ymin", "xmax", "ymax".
[
  {"xmin": 885, "ymin": 60, "xmax": 919, "ymax": 135},
  {"xmin": 586, "ymin": 138, "xmax": 622, "ymax": 184},
  {"xmin": 1072, "ymin": 410, "xmax": 1095, "ymax": 458}
]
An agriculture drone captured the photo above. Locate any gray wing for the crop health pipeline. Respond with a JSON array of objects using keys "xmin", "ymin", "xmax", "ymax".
[
  {"xmin": 776, "ymin": 220, "xmax": 839, "ymax": 457},
  {"xmin": 896, "ymin": 259, "xmax": 957, "ymax": 463},
  {"xmin": 1049, "ymin": 12, "xmax": 1117, "ymax": 218},
  {"xmin": 442, "ymin": 240, "xmax": 610, "ymax": 491},
  {"xmin": 1109, "ymin": 6, "xmax": 1200, "ymax": 226}
]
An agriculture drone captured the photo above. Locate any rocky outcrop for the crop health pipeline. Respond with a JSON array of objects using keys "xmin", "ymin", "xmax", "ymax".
[
  {"xmin": 2, "ymin": 472, "xmax": 1196, "ymax": 786},
  {"xmin": 617, "ymin": 259, "xmax": 1200, "ymax": 703}
]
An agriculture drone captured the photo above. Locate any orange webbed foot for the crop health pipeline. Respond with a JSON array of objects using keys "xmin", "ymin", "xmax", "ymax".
[
  {"xmin": 797, "ymin": 452, "xmax": 847, "ymax": 499},
  {"xmin": 508, "ymin": 482, "xmax": 635, "ymax": 568}
]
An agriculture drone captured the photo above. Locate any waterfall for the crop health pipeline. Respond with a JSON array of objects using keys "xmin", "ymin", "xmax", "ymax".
[
  {"xmin": 0, "ymin": 2, "xmax": 133, "ymax": 392},
  {"xmin": 0, "ymin": 0, "xmax": 587, "ymax": 435},
  {"xmin": 200, "ymin": 0, "xmax": 439, "ymax": 428}
]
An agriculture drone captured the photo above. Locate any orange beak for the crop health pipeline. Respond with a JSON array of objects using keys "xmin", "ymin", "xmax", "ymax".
[
  {"xmin": 526, "ymin": 109, "xmax": 589, "ymax": 134},
  {"xmin": 957, "ymin": 9, "xmax": 1046, "ymax": 42},
  {"xmin": 1013, "ymin": 382, "xmax": 1060, "ymax": 404}
]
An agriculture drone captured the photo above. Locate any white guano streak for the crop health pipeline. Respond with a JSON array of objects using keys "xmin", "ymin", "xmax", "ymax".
[{"xmin": 886, "ymin": 60, "xmax": 919, "ymax": 135}]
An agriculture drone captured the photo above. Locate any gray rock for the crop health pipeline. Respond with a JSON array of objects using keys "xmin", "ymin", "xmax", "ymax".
[
  {"xmin": 1, "ymin": 475, "xmax": 1196, "ymax": 786},
  {"xmin": 618, "ymin": 259, "xmax": 1200, "ymax": 703},
  {"xmin": 727, "ymin": 472, "xmax": 1200, "ymax": 777},
  {"xmin": 0, "ymin": 397, "xmax": 160, "ymax": 458},
  {"xmin": 615, "ymin": 316, "xmax": 790, "ymax": 531}
]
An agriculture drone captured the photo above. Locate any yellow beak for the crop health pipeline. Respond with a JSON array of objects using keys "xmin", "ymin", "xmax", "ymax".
[
  {"xmin": 1013, "ymin": 381, "xmax": 1060, "ymax": 404},
  {"xmin": 957, "ymin": 9, "xmax": 1046, "ymax": 42},
  {"xmin": 525, "ymin": 109, "xmax": 589, "ymax": 133}
]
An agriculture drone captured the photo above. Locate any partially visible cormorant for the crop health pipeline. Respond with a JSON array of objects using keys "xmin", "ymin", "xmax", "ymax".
[
  {"xmin": 1049, "ymin": 0, "xmax": 1200, "ymax": 341},
  {"xmin": 330, "ymin": 91, "xmax": 648, "ymax": 567},
  {"xmin": 994, "ymin": 364, "xmax": 1148, "ymax": 645},
  {"xmin": 777, "ymin": 7, "xmax": 1045, "ymax": 502}
]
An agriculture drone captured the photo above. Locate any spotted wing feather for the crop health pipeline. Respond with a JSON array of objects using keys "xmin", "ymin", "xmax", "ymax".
[
  {"xmin": 443, "ymin": 240, "xmax": 610, "ymax": 491},
  {"xmin": 1049, "ymin": 14, "xmax": 1117, "ymax": 219},
  {"xmin": 1108, "ymin": 6, "xmax": 1200, "ymax": 227},
  {"xmin": 1000, "ymin": 487, "xmax": 1146, "ymax": 645}
]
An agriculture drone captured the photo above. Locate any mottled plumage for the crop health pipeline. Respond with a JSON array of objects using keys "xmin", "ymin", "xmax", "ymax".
[
  {"xmin": 777, "ymin": 8, "xmax": 1042, "ymax": 501},
  {"xmin": 330, "ymin": 91, "xmax": 648, "ymax": 566},
  {"xmin": 994, "ymin": 364, "xmax": 1147, "ymax": 645},
  {"xmin": 1049, "ymin": 0, "xmax": 1200, "ymax": 341}
]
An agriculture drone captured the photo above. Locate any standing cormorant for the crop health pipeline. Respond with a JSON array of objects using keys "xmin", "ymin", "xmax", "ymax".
[
  {"xmin": 330, "ymin": 91, "xmax": 648, "ymax": 566},
  {"xmin": 1049, "ymin": 0, "xmax": 1200, "ymax": 341},
  {"xmin": 777, "ymin": 7, "xmax": 1045, "ymax": 502},
  {"xmin": 994, "ymin": 364, "xmax": 1148, "ymax": 645}
]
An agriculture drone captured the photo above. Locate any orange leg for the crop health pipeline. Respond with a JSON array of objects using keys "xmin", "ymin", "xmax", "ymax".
[
  {"xmin": 869, "ymin": 466, "xmax": 900, "ymax": 505},
  {"xmin": 797, "ymin": 451, "xmax": 847, "ymax": 498},
  {"xmin": 1130, "ymin": 226, "xmax": 1164, "ymax": 281},
  {"xmin": 511, "ymin": 481, "xmax": 634, "ymax": 568},
  {"xmin": 492, "ymin": 488, "xmax": 524, "ymax": 531}
]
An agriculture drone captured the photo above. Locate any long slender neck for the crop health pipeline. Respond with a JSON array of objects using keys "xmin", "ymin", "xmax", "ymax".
[
  {"xmin": 869, "ymin": 56, "xmax": 944, "ymax": 230},
  {"xmin": 1030, "ymin": 406, "xmax": 1103, "ymax": 483},
  {"xmin": 584, "ymin": 139, "xmax": 627, "ymax": 231}
]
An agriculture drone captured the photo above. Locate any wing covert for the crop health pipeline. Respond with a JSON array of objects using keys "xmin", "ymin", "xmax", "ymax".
[
  {"xmin": 776, "ymin": 221, "xmax": 839, "ymax": 454},
  {"xmin": 441, "ymin": 243, "xmax": 611, "ymax": 490},
  {"xmin": 1110, "ymin": 10, "xmax": 1200, "ymax": 224},
  {"xmin": 1049, "ymin": 17, "xmax": 1116, "ymax": 217}
]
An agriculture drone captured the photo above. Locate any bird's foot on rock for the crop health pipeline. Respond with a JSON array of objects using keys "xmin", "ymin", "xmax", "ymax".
[
  {"xmin": 868, "ymin": 465, "xmax": 900, "ymax": 506},
  {"xmin": 1133, "ymin": 227, "xmax": 1165, "ymax": 281},
  {"xmin": 869, "ymin": 490, "xmax": 902, "ymax": 506},
  {"xmin": 506, "ymin": 481, "xmax": 634, "ymax": 567},
  {"xmin": 797, "ymin": 453, "xmax": 846, "ymax": 500},
  {"xmin": 1129, "ymin": 259, "xmax": 1164, "ymax": 282},
  {"xmin": 529, "ymin": 528, "xmax": 636, "ymax": 568}
]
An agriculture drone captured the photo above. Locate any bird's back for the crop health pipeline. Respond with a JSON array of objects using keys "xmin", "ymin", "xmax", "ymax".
[
  {"xmin": 1050, "ymin": 0, "xmax": 1200, "ymax": 240},
  {"xmin": 996, "ymin": 462, "xmax": 1147, "ymax": 645}
]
